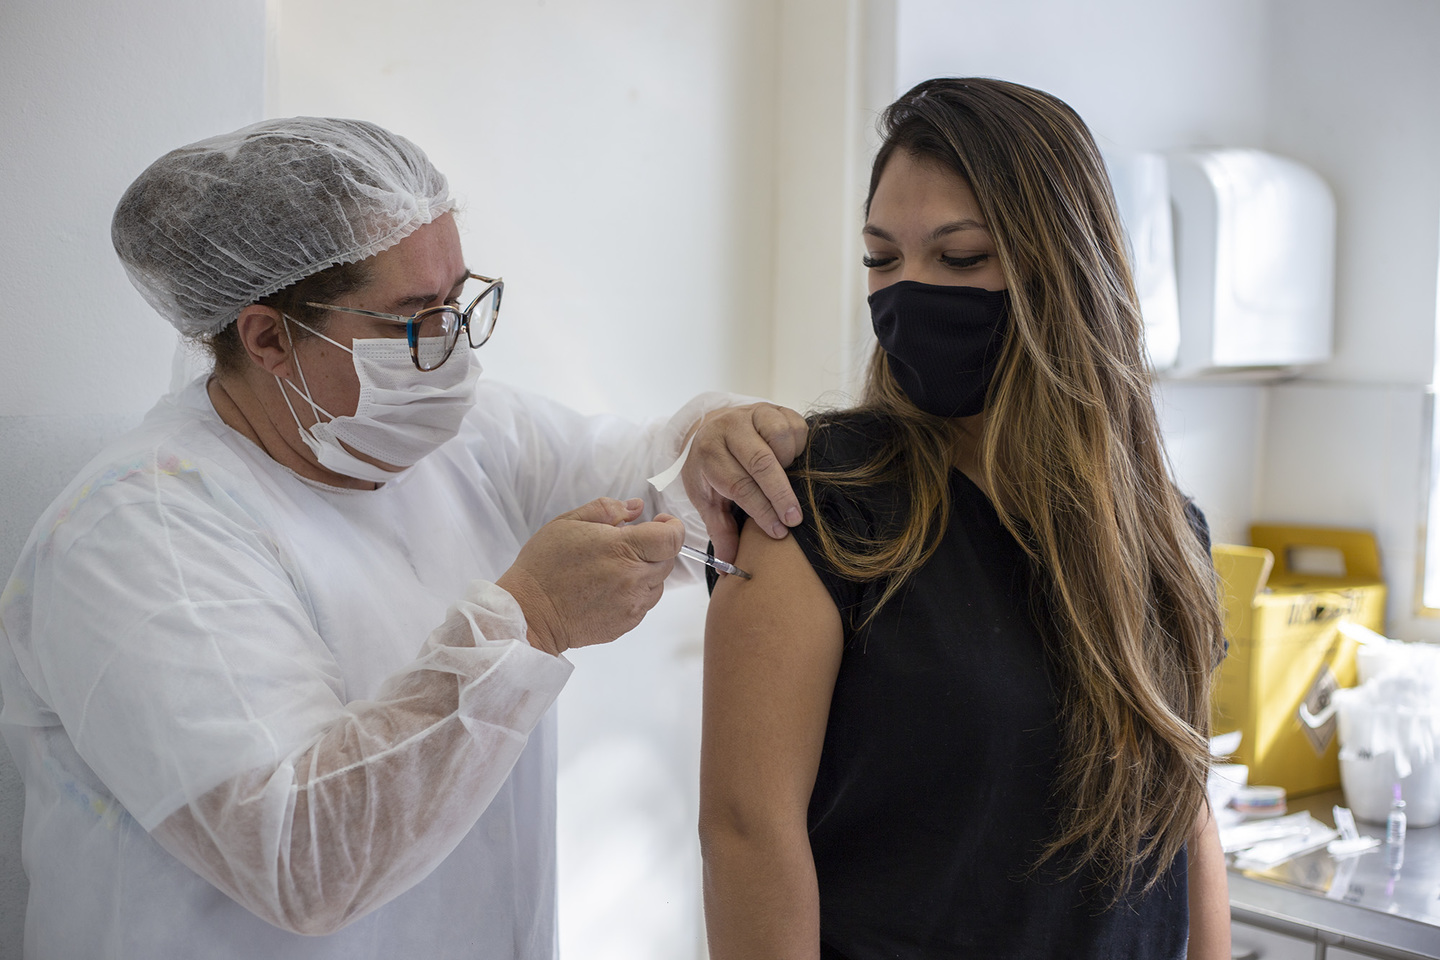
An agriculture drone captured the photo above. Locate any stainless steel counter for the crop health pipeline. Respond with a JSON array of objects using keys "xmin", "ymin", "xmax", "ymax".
[{"xmin": 1229, "ymin": 790, "xmax": 1440, "ymax": 959}]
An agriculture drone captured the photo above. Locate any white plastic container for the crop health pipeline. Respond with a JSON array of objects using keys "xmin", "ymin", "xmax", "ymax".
[
  {"xmin": 1356, "ymin": 637, "xmax": 1440, "ymax": 684},
  {"xmin": 1327, "ymin": 677, "xmax": 1440, "ymax": 827}
]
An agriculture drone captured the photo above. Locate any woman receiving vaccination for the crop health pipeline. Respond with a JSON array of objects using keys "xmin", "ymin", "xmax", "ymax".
[
  {"xmin": 699, "ymin": 78, "xmax": 1230, "ymax": 960},
  {"xmin": 0, "ymin": 117, "xmax": 806, "ymax": 958}
]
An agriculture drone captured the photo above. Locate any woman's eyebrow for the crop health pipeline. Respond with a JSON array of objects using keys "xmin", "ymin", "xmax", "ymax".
[
  {"xmin": 925, "ymin": 219, "xmax": 988, "ymax": 242},
  {"xmin": 390, "ymin": 272, "xmax": 472, "ymax": 312},
  {"xmin": 861, "ymin": 219, "xmax": 989, "ymax": 243},
  {"xmin": 391, "ymin": 293, "xmax": 438, "ymax": 311}
]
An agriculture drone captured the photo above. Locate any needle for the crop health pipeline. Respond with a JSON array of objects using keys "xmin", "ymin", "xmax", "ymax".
[{"xmin": 678, "ymin": 544, "xmax": 752, "ymax": 580}]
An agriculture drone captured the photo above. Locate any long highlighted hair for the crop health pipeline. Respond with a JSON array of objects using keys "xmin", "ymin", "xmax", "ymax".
[{"xmin": 799, "ymin": 77, "xmax": 1224, "ymax": 896}]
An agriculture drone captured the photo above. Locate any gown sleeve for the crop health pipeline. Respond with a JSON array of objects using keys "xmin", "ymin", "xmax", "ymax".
[
  {"xmin": 14, "ymin": 451, "xmax": 572, "ymax": 936},
  {"xmin": 465, "ymin": 381, "xmax": 745, "ymax": 547},
  {"xmin": 149, "ymin": 579, "xmax": 568, "ymax": 935}
]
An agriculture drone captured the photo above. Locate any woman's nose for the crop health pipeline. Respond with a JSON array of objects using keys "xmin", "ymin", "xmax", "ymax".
[{"xmin": 898, "ymin": 260, "xmax": 936, "ymax": 285}]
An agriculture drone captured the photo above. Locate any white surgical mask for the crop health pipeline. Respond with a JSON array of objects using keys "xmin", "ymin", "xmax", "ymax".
[{"xmin": 276, "ymin": 316, "xmax": 481, "ymax": 483}]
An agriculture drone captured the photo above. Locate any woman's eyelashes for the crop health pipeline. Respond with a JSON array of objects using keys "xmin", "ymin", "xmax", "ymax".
[
  {"xmin": 862, "ymin": 252, "xmax": 990, "ymax": 270},
  {"xmin": 940, "ymin": 253, "xmax": 989, "ymax": 269}
]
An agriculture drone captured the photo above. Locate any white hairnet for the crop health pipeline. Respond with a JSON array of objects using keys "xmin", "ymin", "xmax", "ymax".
[{"xmin": 112, "ymin": 117, "xmax": 454, "ymax": 337}]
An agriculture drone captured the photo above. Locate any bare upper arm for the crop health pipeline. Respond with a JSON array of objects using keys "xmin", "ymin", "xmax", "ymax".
[
  {"xmin": 1187, "ymin": 799, "xmax": 1231, "ymax": 960},
  {"xmin": 700, "ymin": 521, "xmax": 845, "ymax": 831}
]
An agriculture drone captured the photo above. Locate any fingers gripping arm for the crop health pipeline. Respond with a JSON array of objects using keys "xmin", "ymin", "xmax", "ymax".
[{"xmin": 679, "ymin": 402, "xmax": 810, "ymax": 564}]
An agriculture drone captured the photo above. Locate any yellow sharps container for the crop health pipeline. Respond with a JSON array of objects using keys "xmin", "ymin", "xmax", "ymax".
[{"xmin": 1210, "ymin": 525, "xmax": 1387, "ymax": 798}]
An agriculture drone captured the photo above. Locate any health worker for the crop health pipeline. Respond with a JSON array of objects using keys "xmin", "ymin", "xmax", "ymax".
[{"xmin": 0, "ymin": 116, "xmax": 807, "ymax": 960}]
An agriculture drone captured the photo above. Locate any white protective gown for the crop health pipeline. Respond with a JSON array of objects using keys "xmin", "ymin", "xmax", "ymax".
[{"xmin": 0, "ymin": 376, "xmax": 716, "ymax": 959}]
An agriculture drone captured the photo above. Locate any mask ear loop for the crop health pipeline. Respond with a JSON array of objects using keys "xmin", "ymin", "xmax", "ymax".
[
  {"xmin": 286, "ymin": 312, "xmax": 356, "ymax": 354},
  {"xmin": 275, "ymin": 314, "xmax": 340, "ymax": 435}
]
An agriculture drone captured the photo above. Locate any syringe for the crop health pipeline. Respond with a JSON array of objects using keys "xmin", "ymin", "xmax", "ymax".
[{"xmin": 678, "ymin": 544, "xmax": 752, "ymax": 580}]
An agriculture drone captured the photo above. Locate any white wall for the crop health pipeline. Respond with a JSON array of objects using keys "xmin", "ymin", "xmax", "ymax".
[
  {"xmin": 897, "ymin": 0, "xmax": 1270, "ymax": 151},
  {"xmin": 1266, "ymin": 0, "xmax": 1440, "ymax": 389},
  {"xmin": 0, "ymin": 2, "xmax": 267, "ymax": 955},
  {"xmin": 767, "ymin": 0, "xmax": 900, "ymax": 412}
]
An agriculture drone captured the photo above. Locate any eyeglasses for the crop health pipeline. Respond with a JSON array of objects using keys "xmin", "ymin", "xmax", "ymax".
[{"xmin": 306, "ymin": 273, "xmax": 503, "ymax": 371}]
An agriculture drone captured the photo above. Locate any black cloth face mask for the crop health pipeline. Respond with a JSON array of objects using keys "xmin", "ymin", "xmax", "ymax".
[{"xmin": 868, "ymin": 280, "xmax": 1011, "ymax": 418}]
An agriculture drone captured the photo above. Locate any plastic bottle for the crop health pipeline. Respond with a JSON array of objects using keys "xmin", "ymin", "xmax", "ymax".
[
  {"xmin": 1386, "ymin": 783, "xmax": 1407, "ymax": 846},
  {"xmin": 1385, "ymin": 783, "xmax": 1407, "ymax": 887}
]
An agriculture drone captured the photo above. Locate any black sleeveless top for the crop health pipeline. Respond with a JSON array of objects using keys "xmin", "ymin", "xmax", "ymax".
[{"xmin": 722, "ymin": 413, "xmax": 1191, "ymax": 960}]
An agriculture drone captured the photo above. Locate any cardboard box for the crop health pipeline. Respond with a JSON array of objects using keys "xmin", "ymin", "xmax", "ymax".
[{"xmin": 1211, "ymin": 525, "xmax": 1387, "ymax": 797}]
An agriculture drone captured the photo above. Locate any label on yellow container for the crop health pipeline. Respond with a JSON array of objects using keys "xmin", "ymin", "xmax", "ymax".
[{"xmin": 1298, "ymin": 663, "xmax": 1339, "ymax": 756}]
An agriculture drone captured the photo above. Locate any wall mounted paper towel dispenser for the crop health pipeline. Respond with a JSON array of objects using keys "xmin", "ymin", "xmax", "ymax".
[
  {"xmin": 1106, "ymin": 151, "xmax": 1181, "ymax": 371},
  {"xmin": 1166, "ymin": 149, "xmax": 1336, "ymax": 377}
]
